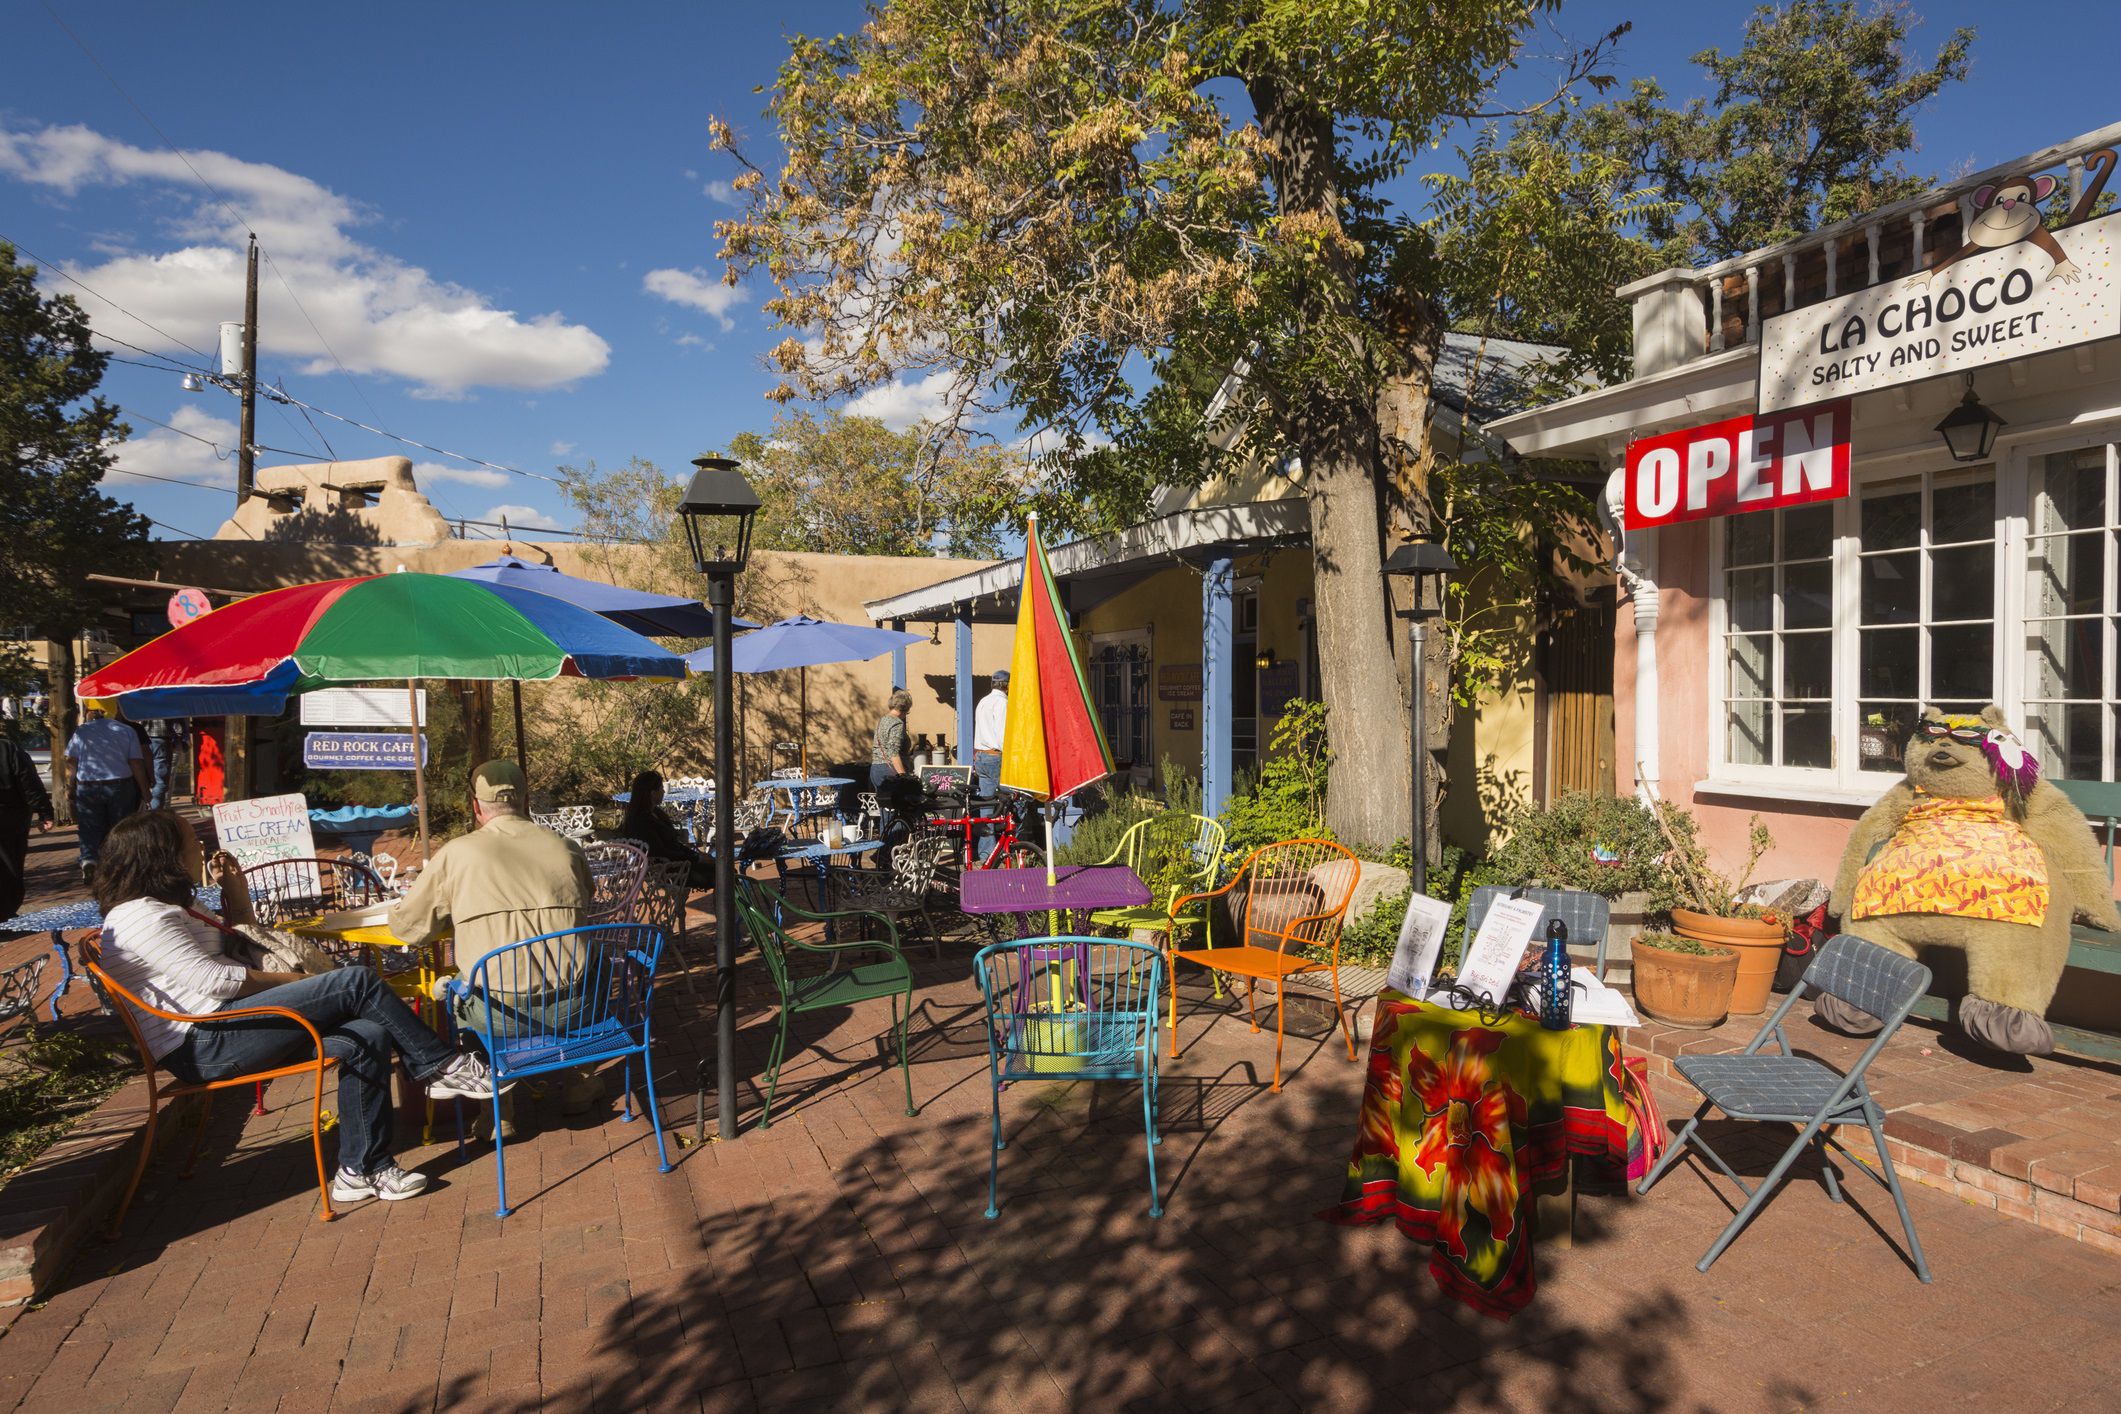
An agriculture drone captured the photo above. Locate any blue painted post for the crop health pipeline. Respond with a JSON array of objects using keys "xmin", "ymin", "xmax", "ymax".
[
  {"xmin": 890, "ymin": 618, "xmax": 907, "ymax": 692},
  {"xmin": 1201, "ymin": 555, "xmax": 1234, "ymax": 817},
  {"xmin": 955, "ymin": 610, "xmax": 975, "ymax": 765}
]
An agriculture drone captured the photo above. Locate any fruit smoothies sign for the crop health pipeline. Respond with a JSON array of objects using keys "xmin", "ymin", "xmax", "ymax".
[
  {"xmin": 1622, "ymin": 400, "xmax": 1852, "ymax": 530},
  {"xmin": 211, "ymin": 793, "xmax": 319, "ymax": 890}
]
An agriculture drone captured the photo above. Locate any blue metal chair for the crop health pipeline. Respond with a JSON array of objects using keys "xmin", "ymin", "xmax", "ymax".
[
  {"xmin": 973, "ymin": 935, "xmax": 1165, "ymax": 1219},
  {"xmin": 442, "ymin": 923, "xmax": 672, "ymax": 1217},
  {"xmin": 1637, "ymin": 933, "xmax": 1933, "ymax": 1281}
]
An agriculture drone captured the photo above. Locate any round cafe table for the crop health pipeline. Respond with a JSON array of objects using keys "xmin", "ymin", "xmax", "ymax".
[
  {"xmin": 3, "ymin": 888, "xmax": 223, "ymax": 1020},
  {"xmin": 1318, "ymin": 989, "xmax": 1639, "ymax": 1320}
]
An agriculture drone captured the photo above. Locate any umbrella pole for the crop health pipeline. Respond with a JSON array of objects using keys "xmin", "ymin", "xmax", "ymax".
[
  {"xmin": 407, "ymin": 678, "xmax": 430, "ymax": 867},
  {"xmin": 800, "ymin": 666, "xmax": 808, "ymax": 778},
  {"xmin": 511, "ymin": 679, "xmax": 528, "ymax": 778}
]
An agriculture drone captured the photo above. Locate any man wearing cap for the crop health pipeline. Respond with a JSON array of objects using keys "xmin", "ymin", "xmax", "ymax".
[
  {"xmin": 972, "ymin": 669, "xmax": 1009, "ymax": 849},
  {"xmin": 390, "ymin": 760, "xmax": 599, "ymax": 1112}
]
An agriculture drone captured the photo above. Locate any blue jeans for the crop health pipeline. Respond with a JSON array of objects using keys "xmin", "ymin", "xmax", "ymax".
[
  {"xmin": 74, "ymin": 778, "xmax": 138, "ymax": 869},
  {"xmin": 974, "ymin": 751, "xmax": 1003, "ymax": 849},
  {"xmin": 148, "ymin": 737, "xmax": 174, "ymax": 810},
  {"xmin": 162, "ymin": 968, "xmax": 457, "ymax": 1176}
]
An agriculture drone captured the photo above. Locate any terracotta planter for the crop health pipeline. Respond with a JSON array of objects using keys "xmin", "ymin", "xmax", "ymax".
[
  {"xmin": 1671, "ymin": 908, "xmax": 1785, "ymax": 1015},
  {"xmin": 1632, "ymin": 938, "xmax": 1740, "ymax": 1029}
]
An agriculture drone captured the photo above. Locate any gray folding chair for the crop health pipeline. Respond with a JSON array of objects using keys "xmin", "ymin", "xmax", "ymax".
[
  {"xmin": 1463, "ymin": 885, "xmax": 1613, "ymax": 979},
  {"xmin": 1637, "ymin": 933, "xmax": 1932, "ymax": 1282}
]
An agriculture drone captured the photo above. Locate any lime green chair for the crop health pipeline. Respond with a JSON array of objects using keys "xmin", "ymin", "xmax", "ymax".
[{"xmin": 1090, "ymin": 813, "xmax": 1227, "ymax": 946}]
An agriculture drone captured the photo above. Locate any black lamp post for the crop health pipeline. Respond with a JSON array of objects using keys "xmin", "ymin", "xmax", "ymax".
[
  {"xmin": 1936, "ymin": 376, "xmax": 2006, "ymax": 463},
  {"xmin": 1382, "ymin": 539, "xmax": 1457, "ymax": 896},
  {"xmin": 677, "ymin": 451, "xmax": 760, "ymax": 1141}
]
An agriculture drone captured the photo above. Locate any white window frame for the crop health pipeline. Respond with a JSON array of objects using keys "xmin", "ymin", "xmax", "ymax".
[
  {"xmin": 1088, "ymin": 629, "xmax": 1153, "ymax": 771},
  {"xmin": 2011, "ymin": 427, "xmax": 2121, "ymax": 779}
]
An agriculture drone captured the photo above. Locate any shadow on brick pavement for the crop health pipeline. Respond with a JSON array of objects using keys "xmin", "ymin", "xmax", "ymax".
[{"xmin": 5, "ymin": 903, "xmax": 2121, "ymax": 1412}]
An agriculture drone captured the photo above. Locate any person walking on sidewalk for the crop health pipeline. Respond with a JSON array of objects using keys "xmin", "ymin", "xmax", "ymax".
[
  {"xmin": 66, "ymin": 702, "xmax": 148, "ymax": 882},
  {"xmin": 144, "ymin": 716, "xmax": 184, "ymax": 811},
  {"xmin": 0, "ymin": 735, "xmax": 54, "ymax": 924}
]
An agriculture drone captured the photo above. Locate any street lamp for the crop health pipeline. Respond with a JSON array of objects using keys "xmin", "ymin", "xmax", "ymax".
[
  {"xmin": 676, "ymin": 451, "xmax": 761, "ymax": 1141},
  {"xmin": 1382, "ymin": 538, "xmax": 1457, "ymax": 896},
  {"xmin": 1935, "ymin": 375, "xmax": 2006, "ymax": 463}
]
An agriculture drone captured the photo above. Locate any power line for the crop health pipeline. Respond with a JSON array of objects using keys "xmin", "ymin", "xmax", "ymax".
[
  {"xmin": 116, "ymin": 405, "xmax": 232, "ymax": 454},
  {"xmin": 0, "ymin": 233, "xmax": 215, "ymax": 359}
]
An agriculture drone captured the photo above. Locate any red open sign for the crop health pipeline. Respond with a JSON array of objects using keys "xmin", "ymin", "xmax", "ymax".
[{"xmin": 1623, "ymin": 400, "xmax": 1852, "ymax": 530}]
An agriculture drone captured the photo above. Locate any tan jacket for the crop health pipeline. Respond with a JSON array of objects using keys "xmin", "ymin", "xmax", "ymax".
[{"xmin": 390, "ymin": 814, "xmax": 593, "ymax": 991}]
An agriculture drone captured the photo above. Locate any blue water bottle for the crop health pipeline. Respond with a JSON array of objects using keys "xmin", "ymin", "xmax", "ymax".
[{"xmin": 1541, "ymin": 918, "xmax": 1573, "ymax": 1030}]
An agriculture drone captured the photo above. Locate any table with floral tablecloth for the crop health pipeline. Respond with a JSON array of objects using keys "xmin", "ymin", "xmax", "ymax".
[{"xmin": 1320, "ymin": 989, "xmax": 1638, "ymax": 1319}]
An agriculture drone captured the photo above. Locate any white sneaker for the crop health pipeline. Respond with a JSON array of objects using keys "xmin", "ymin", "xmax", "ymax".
[
  {"xmin": 425, "ymin": 1052, "xmax": 511, "ymax": 1100},
  {"xmin": 331, "ymin": 1163, "xmax": 429, "ymax": 1203}
]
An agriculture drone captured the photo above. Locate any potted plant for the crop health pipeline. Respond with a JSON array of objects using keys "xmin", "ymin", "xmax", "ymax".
[
  {"xmin": 1857, "ymin": 710, "xmax": 1903, "ymax": 770},
  {"xmin": 1651, "ymin": 806, "xmax": 1785, "ymax": 1015},
  {"xmin": 1631, "ymin": 932, "xmax": 1740, "ymax": 1029}
]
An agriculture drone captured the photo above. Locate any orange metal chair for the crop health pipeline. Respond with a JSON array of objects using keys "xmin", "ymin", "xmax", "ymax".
[
  {"xmin": 1166, "ymin": 838, "xmax": 1362, "ymax": 1091},
  {"xmin": 83, "ymin": 941, "xmax": 338, "ymax": 1237}
]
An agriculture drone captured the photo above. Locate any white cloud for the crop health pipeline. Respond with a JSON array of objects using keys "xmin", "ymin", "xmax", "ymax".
[
  {"xmin": 111, "ymin": 404, "xmax": 237, "ymax": 486},
  {"xmin": 549, "ymin": 440, "xmax": 575, "ymax": 458},
  {"xmin": 843, "ymin": 370, "xmax": 960, "ymax": 430},
  {"xmin": 0, "ymin": 123, "xmax": 611, "ymax": 397},
  {"xmin": 485, "ymin": 502, "xmax": 567, "ymax": 531},
  {"xmin": 409, "ymin": 460, "xmax": 508, "ymax": 489},
  {"xmin": 702, "ymin": 179, "xmax": 739, "ymax": 206},
  {"xmin": 641, "ymin": 266, "xmax": 745, "ymax": 329},
  {"xmin": 675, "ymin": 333, "xmax": 709, "ymax": 349}
]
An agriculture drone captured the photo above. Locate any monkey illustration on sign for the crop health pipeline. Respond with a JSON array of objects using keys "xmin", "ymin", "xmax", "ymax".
[{"xmin": 1916, "ymin": 148, "xmax": 2116, "ymax": 286}]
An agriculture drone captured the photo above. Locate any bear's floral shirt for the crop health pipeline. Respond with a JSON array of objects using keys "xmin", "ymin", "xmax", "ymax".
[{"xmin": 1851, "ymin": 793, "xmax": 2049, "ymax": 925}]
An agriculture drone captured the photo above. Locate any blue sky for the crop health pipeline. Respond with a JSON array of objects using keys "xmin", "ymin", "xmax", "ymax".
[{"xmin": 1, "ymin": 1, "xmax": 2105, "ymax": 545}]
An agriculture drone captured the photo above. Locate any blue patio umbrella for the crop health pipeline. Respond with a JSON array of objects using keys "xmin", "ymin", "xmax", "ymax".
[
  {"xmin": 448, "ymin": 553, "xmax": 760, "ymax": 639},
  {"xmin": 683, "ymin": 615, "xmax": 923, "ymax": 774}
]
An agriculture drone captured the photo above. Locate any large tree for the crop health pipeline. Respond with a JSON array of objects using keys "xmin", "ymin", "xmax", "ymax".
[
  {"xmin": 733, "ymin": 409, "xmax": 1034, "ymax": 558},
  {"xmin": 712, "ymin": 0, "xmax": 1621, "ymax": 846},
  {"xmin": 0, "ymin": 242, "xmax": 153, "ymax": 816}
]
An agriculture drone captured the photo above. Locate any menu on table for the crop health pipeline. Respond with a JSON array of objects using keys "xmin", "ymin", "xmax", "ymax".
[{"xmin": 1454, "ymin": 895, "xmax": 1546, "ymax": 1006}]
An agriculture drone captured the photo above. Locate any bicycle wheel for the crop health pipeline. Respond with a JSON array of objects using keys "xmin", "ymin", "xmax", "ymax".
[{"xmin": 996, "ymin": 841, "xmax": 1045, "ymax": 872}]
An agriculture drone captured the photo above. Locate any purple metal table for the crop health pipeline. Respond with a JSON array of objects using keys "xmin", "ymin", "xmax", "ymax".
[{"xmin": 956, "ymin": 865, "xmax": 1150, "ymax": 918}]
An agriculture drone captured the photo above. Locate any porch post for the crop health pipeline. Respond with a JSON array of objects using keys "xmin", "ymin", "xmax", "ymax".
[
  {"xmin": 1202, "ymin": 555, "xmax": 1234, "ymax": 816},
  {"xmin": 955, "ymin": 608, "xmax": 975, "ymax": 765},
  {"xmin": 1602, "ymin": 467, "xmax": 1660, "ymax": 801},
  {"xmin": 889, "ymin": 618, "xmax": 907, "ymax": 691}
]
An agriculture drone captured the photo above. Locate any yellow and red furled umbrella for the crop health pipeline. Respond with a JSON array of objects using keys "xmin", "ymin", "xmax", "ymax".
[{"xmin": 1000, "ymin": 515, "xmax": 1114, "ymax": 877}]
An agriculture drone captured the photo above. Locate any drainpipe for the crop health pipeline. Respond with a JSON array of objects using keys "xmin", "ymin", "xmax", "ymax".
[{"xmin": 1601, "ymin": 466, "xmax": 1660, "ymax": 802}]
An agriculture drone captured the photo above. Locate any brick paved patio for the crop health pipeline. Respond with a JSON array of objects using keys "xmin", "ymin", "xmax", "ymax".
[{"xmin": 6, "ymin": 827, "xmax": 2121, "ymax": 1410}]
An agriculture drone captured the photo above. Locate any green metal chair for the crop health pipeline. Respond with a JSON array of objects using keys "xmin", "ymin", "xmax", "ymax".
[
  {"xmin": 1089, "ymin": 812, "xmax": 1226, "ymax": 943},
  {"xmin": 733, "ymin": 883, "xmax": 918, "ymax": 1129}
]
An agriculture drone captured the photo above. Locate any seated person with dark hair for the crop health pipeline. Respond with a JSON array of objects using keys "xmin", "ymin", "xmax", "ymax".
[{"xmin": 618, "ymin": 771, "xmax": 711, "ymax": 888}]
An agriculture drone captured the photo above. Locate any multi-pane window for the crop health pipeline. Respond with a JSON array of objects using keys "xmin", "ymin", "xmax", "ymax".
[
  {"xmin": 1723, "ymin": 502, "xmax": 1834, "ymax": 769},
  {"xmin": 1854, "ymin": 472, "xmax": 1998, "ymax": 772},
  {"xmin": 2024, "ymin": 445, "xmax": 2119, "ymax": 778},
  {"xmin": 1089, "ymin": 637, "xmax": 1151, "ymax": 770}
]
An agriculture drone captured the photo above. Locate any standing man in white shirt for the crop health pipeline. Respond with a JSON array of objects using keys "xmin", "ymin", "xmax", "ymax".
[
  {"xmin": 66, "ymin": 701, "xmax": 149, "ymax": 882},
  {"xmin": 972, "ymin": 669, "xmax": 1009, "ymax": 846}
]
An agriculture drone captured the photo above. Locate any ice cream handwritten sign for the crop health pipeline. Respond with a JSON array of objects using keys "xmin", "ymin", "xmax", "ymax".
[
  {"xmin": 1760, "ymin": 203, "xmax": 2121, "ymax": 413},
  {"xmin": 1623, "ymin": 400, "xmax": 1851, "ymax": 529}
]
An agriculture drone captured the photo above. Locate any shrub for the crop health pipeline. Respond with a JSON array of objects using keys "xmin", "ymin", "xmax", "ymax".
[
  {"xmin": 1635, "ymin": 931, "xmax": 1734, "ymax": 958},
  {"xmin": 1218, "ymin": 699, "xmax": 1333, "ymax": 857},
  {"xmin": 1487, "ymin": 790, "xmax": 1688, "ymax": 912}
]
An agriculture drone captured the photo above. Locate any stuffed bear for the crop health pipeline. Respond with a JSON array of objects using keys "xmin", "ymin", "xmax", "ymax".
[{"xmin": 1825, "ymin": 705, "xmax": 2121, "ymax": 1055}]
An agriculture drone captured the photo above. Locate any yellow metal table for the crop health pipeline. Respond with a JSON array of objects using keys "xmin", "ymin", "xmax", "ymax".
[{"xmin": 284, "ymin": 915, "xmax": 459, "ymax": 1142}]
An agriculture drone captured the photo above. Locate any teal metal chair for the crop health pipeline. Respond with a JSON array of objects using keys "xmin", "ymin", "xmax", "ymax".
[
  {"xmin": 734, "ymin": 883, "xmax": 918, "ymax": 1129},
  {"xmin": 973, "ymin": 935, "xmax": 1165, "ymax": 1219}
]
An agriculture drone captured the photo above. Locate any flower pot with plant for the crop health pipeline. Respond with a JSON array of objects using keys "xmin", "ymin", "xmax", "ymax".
[
  {"xmin": 1631, "ymin": 931, "xmax": 1741, "ymax": 1028},
  {"xmin": 1651, "ymin": 805, "xmax": 1787, "ymax": 1015}
]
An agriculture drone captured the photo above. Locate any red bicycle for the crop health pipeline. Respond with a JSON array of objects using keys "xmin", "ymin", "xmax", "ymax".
[{"xmin": 919, "ymin": 771, "xmax": 1044, "ymax": 873}]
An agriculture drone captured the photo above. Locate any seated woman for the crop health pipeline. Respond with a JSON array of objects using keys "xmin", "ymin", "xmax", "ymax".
[
  {"xmin": 93, "ymin": 810, "xmax": 503, "ymax": 1205},
  {"xmin": 618, "ymin": 771, "xmax": 710, "ymax": 887}
]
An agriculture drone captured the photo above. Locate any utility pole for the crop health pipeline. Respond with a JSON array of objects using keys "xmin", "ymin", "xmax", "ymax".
[
  {"xmin": 225, "ymin": 233, "xmax": 260, "ymax": 803},
  {"xmin": 237, "ymin": 234, "xmax": 258, "ymax": 505}
]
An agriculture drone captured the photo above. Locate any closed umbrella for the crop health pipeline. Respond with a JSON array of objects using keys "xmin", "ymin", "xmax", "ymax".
[
  {"xmin": 999, "ymin": 514, "xmax": 1115, "ymax": 881},
  {"xmin": 79, "ymin": 572, "xmax": 686, "ymax": 859},
  {"xmin": 681, "ymin": 615, "xmax": 923, "ymax": 776}
]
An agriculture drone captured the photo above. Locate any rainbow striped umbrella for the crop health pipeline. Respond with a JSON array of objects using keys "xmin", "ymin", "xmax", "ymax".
[{"xmin": 1000, "ymin": 515, "xmax": 1113, "ymax": 879}]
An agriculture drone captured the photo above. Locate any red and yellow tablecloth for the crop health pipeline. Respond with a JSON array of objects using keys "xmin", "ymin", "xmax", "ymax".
[{"xmin": 1320, "ymin": 990, "xmax": 1637, "ymax": 1319}]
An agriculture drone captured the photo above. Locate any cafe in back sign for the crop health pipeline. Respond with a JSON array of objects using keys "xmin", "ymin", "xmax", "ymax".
[{"xmin": 1760, "ymin": 202, "xmax": 2121, "ymax": 414}]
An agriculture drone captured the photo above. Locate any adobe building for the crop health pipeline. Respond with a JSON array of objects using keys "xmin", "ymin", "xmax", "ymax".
[{"xmin": 1489, "ymin": 121, "xmax": 2121, "ymax": 884}]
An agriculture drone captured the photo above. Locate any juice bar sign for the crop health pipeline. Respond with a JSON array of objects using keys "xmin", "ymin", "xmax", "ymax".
[
  {"xmin": 1623, "ymin": 400, "xmax": 1851, "ymax": 529},
  {"xmin": 1760, "ymin": 200, "xmax": 2121, "ymax": 414}
]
